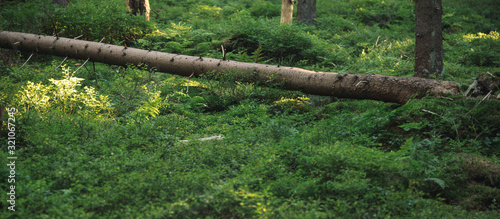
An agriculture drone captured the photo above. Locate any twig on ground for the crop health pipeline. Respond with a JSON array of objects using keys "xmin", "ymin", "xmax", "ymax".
[
  {"xmin": 19, "ymin": 53, "xmax": 34, "ymax": 69},
  {"xmin": 186, "ymin": 72, "xmax": 194, "ymax": 94},
  {"xmin": 180, "ymin": 135, "xmax": 224, "ymax": 143}
]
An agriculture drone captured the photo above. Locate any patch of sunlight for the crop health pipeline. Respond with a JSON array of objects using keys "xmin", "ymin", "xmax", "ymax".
[{"xmin": 462, "ymin": 31, "xmax": 499, "ymax": 42}]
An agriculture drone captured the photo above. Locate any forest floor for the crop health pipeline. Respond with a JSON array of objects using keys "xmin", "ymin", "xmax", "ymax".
[{"xmin": 1, "ymin": 0, "xmax": 499, "ymax": 218}]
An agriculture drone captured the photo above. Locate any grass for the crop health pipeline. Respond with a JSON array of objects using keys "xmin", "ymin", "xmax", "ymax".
[{"xmin": 0, "ymin": 0, "xmax": 499, "ymax": 218}]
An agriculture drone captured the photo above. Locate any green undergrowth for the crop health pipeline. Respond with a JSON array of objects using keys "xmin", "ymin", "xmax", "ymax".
[
  {"xmin": 0, "ymin": 63, "xmax": 498, "ymax": 218},
  {"xmin": 1, "ymin": 0, "xmax": 499, "ymax": 218}
]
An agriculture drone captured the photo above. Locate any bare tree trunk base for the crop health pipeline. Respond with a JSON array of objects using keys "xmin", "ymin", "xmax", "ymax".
[{"xmin": 281, "ymin": 0, "xmax": 293, "ymax": 25}]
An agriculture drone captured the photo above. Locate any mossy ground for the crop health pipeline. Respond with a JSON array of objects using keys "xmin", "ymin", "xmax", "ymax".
[{"xmin": 1, "ymin": 0, "xmax": 499, "ymax": 218}]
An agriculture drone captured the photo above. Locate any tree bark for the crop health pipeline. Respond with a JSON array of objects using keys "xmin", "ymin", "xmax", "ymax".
[
  {"xmin": 0, "ymin": 31, "xmax": 460, "ymax": 104},
  {"xmin": 280, "ymin": 0, "xmax": 293, "ymax": 25},
  {"xmin": 126, "ymin": 0, "xmax": 150, "ymax": 21},
  {"xmin": 414, "ymin": 0, "xmax": 443, "ymax": 78},
  {"xmin": 297, "ymin": 0, "xmax": 316, "ymax": 25}
]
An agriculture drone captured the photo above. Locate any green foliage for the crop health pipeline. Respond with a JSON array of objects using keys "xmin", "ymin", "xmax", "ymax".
[
  {"xmin": 349, "ymin": 0, "xmax": 414, "ymax": 28},
  {"xmin": 14, "ymin": 66, "xmax": 113, "ymax": 116},
  {"xmin": 229, "ymin": 20, "xmax": 320, "ymax": 64},
  {"xmin": 164, "ymin": 91, "xmax": 207, "ymax": 114},
  {"xmin": 249, "ymin": 0, "xmax": 281, "ymax": 18},
  {"xmin": 0, "ymin": 0, "xmax": 154, "ymax": 44},
  {"xmin": 272, "ymin": 96, "xmax": 312, "ymax": 114},
  {"xmin": 0, "ymin": 0, "xmax": 58, "ymax": 33},
  {"xmin": 198, "ymin": 69, "xmax": 295, "ymax": 111},
  {"xmin": 1, "ymin": 0, "xmax": 499, "ymax": 218},
  {"xmin": 128, "ymin": 85, "xmax": 162, "ymax": 122},
  {"xmin": 136, "ymin": 22, "xmax": 195, "ymax": 53},
  {"xmin": 52, "ymin": 0, "xmax": 154, "ymax": 43},
  {"xmin": 442, "ymin": 0, "xmax": 500, "ymax": 34},
  {"xmin": 448, "ymin": 31, "xmax": 500, "ymax": 67},
  {"xmin": 0, "ymin": 74, "xmax": 17, "ymax": 107},
  {"xmin": 389, "ymin": 96, "xmax": 500, "ymax": 156}
]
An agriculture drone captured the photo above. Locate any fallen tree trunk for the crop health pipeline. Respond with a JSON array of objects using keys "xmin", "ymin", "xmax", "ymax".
[{"xmin": 0, "ymin": 31, "xmax": 459, "ymax": 104}]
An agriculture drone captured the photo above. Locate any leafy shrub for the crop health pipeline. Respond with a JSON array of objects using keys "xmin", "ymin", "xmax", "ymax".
[
  {"xmin": 134, "ymin": 22, "xmax": 219, "ymax": 56},
  {"xmin": 442, "ymin": 0, "xmax": 500, "ymax": 34},
  {"xmin": 271, "ymin": 96, "xmax": 311, "ymax": 114},
  {"xmin": 449, "ymin": 31, "xmax": 500, "ymax": 67},
  {"xmin": 0, "ymin": 73, "xmax": 19, "ymax": 107},
  {"xmin": 228, "ymin": 19, "xmax": 343, "ymax": 66},
  {"xmin": 163, "ymin": 91, "xmax": 207, "ymax": 114},
  {"xmin": 188, "ymin": 4, "xmax": 223, "ymax": 20},
  {"xmin": 249, "ymin": 0, "xmax": 280, "ymax": 18},
  {"xmin": 135, "ymin": 22, "xmax": 193, "ymax": 52},
  {"xmin": 50, "ymin": 0, "xmax": 154, "ymax": 43},
  {"xmin": 128, "ymin": 85, "xmax": 162, "ymax": 122},
  {"xmin": 350, "ymin": 37, "xmax": 415, "ymax": 76},
  {"xmin": 351, "ymin": 0, "xmax": 413, "ymax": 28},
  {"xmin": 389, "ymin": 96, "xmax": 500, "ymax": 156},
  {"xmin": 0, "ymin": 0, "xmax": 154, "ymax": 43},
  {"xmin": 197, "ymin": 68, "xmax": 294, "ymax": 111},
  {"xmin": 0, "ymin": 0, "xmax": 58, "ymax": 33},
  {"xmin": 100, "ymin": 65, "xmax": 159, "ymax": 117},
  {"xmin": 14, "ymin": 66, "xmax": 113, "ymax": 116}
]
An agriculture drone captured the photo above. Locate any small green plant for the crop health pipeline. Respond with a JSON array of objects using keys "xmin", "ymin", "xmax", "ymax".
[
  {"xmin": 135, "ymin": 22, "xmax": 194, "ymax": 53},
  {"xmin": 249, "ymin": 0, "xmax": 280, "ymax": 18},
  {"xmin": 164, "ymin": 91, "xmax": 207, "ymax": 114},
  {"xmin": 15, "ymin": 66, "xmax": 113, "ymax": 115},
  {"xmin": 456, "ymin": 31, "xmax": 500, "ymax": 67},
  {"xmin": 16, "ymin": 81, "xmax": 52, "ymax": 111},
  {"xmin": 128, "ymin": 85, "xmax": 162, "ymax": 121},
  {"xmin": 228, "ymin": 19, "xmax": 318, "ymax": 64},
  {"xmin": 272, "ymin": 96, "xmax": 311, "ymax": 113}
]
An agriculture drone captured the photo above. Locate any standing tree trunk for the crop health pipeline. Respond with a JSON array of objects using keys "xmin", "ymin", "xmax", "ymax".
[
  {"xmin": 280, "ymin": 0, "xmax": 294, "ymax": 25},
  {"xmin": 414, "ymin": 0, "xmax": 443, "ymax": 78},
  {"xmin": 126, "ymin": 0, "xmax": 150, "ymax": 21},
  {"xmin": 0, "ymin": 31, "xmax": 460, "ymax": 104},
  {"xmin": 297, "ymin": 0, "xmax": 316, "ymax": 25}
]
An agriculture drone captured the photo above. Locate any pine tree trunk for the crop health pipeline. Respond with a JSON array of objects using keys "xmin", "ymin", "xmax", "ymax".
[
  {"xmin": 297, "ymin": 0, "xmax": 316, "ymax": 25},
  {"xmin": 0, "ymin": 31, "xmax": 460, "ymax": 104},
  {"xmin": 414, "ymin": 0, "xmax": 443, "ymax": 78},
  {"xmin": 281, "ymin": 0, "xmax": 293, "ymax": 25}
]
